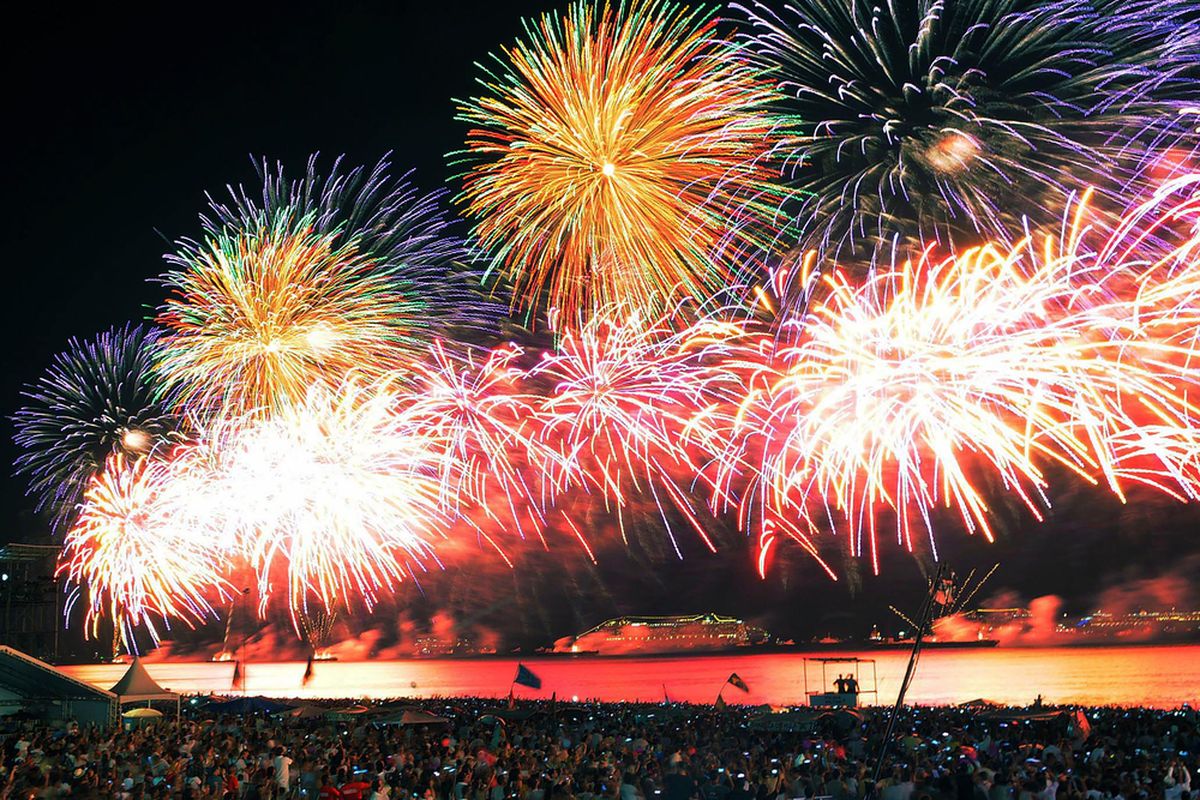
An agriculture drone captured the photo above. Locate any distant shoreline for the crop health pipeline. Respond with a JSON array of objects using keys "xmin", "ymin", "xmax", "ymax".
[{"xmin": 68, "ymin": 637, "xmax": 1200, "ymax": 668}]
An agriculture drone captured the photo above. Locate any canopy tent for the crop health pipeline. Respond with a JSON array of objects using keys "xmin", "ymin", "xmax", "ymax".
[
  {"xmin": 110, "ymin": 657, "xmax": 178, "ymax": 703},
  {"xmin": 326, "ymin": 704, "xmax": 370, "ymax": 721},
  {"xmin": 206, "ymin": 696, "xmax": 294, "ymax": 715},
  {"xmin": 122, "ymin": 705, "xmax": 164, "ymax": 729},
  {"xmin": 492, "ymin": 707, "xmax": 543, "ymax": 721},
  {"xmin": 748, "ymin": 708, "xmax": 825, "ymax": 733},
  {"xmin": 0, "ymin": 646, "xmax": 117, "ymax": 727},
  {"xmin": 553, "ymin": 705, "xmax": 592, "ymax": 720},
  {"xmin": 109, "ymin": 657, "xmax": 180, "ymax": 718},
  {"xmin": 390, "ymin": 709, "xmax": 450, "ymax": 726},
  {"xmin": 977, "ymin": 708, "xmax": 1067, "ymax": 722},
  {"xmin": 747, "ymin": 706, "xmax": 863, "ymax": 734},
  {"xmin": 123, "ymin": 707, "xmax": 164, "ymax": 718},
  {"xmin": 283, "ymin": 704, "xmax": 329, "ymax": 719},
  {"xmin": 960, "ymin": 698, "xmax": 1001, "ymax": 709}
]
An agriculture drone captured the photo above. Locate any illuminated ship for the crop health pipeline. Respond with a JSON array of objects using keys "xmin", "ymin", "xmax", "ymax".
[
  {"xmin": 553, "ymin": 613, "xmax": 770, "ymax": 655},
  {"xmin": 1065, "ymin": 609, "xmax": 1200, "ymax": 640},
  {"xmin": 412, "ymin": 634, "xmax": 497, "ymax": 658}
]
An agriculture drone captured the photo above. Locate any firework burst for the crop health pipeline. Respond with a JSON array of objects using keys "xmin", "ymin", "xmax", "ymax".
[
  {"xmin": 58, "ymin": 453, "xmax": 230, "ymax": 651},
  {"xmin": 720, "ymin": 176, "xmax": 1200, "ymax": 574},
  {"xmin": 529, "ymin": 307, "xmax": 740, "ymax": 557},
  {"xmin": 210, "ymin": 155, "xmax": 496, "ymax": 336},
  {"xmin": 456, "ymin": 0, "xmax": 782, "ymax": 321},
  {"xmin": 173, "ymin": 378, "xmax": 448, "ymax": 626},
  {"xmin": 737, "ymin": 0, "xmax": 1200, "ymax": 260},
  {"xmin": 157, "ymin": 157, "xmax": 485, "ymax": 415},
  {"xmin": 405, "ymin": 340, "xmax": 548, "ymax": 552},
  {"xmin": 12, "ymin": 324, "xmax": 178, "ymax": 532}
]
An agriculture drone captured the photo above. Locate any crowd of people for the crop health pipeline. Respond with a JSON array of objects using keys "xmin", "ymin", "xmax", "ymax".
[{"xmin": 0, "ymin": 698, "xmax": 1195, "ymax": 800}]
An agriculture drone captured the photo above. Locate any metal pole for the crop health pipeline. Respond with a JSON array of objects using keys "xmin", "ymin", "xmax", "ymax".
[
  {"xmin": 867, "ymin": 563, "xmax": 947, "ymax": 799},
  {"xmin": 3, "ymin": 571, "xmax": 11, "ymax": 645},
  {"xmin": 53, "ymin": 575, "xmax": 61, "ymax": 662},
  {"xmin": 240, "ymin": 588, "xmax": 250, "ymax": 694}
]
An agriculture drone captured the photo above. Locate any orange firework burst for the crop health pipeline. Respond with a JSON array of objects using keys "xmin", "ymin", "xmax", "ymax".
[
  {"xmin": 57, "ymin": 453, "xmax": 230, "ymax": 651},
  {"xmin": 720, "ymin": 176, "xmax": 1200, "ymax": 574},
  {"xmin": 456, "ymin": 0, "xmax": 781, "ymax": 322},
  {"xmin": 157, "ymin": 218, "xmax": 412, "ymax": 415}
]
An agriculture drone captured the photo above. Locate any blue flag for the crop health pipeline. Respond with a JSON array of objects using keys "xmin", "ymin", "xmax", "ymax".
[{"xmin": 513, "ymin": 663, "xmax": 542, "ymax": 690}]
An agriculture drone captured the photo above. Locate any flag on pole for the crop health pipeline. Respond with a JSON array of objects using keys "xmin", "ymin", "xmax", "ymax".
[
  {"xmin": 514, "ymin": 663, "xmax": 542, "ymax": 690},
  {"xmin": 715, "ymin": 694, "xmax": 728, "ymax": 710},
  {"xmin": 302, "ymin": 654, "xmax": 315, "ymax": 686},
  {"xmin": 1072, "ymin": 709, "xmax": 1092, "ymax": 741},
  {"xmin": 231, "ymin": 660, "xmax": 242, "ymax": 691},
  {"xmin": 662, "ymin": 684, "xmax": 671, "ymax": 704},
  {"xmin": 727, "ymin": 673, "xmax": 750, "ymax": 693}
]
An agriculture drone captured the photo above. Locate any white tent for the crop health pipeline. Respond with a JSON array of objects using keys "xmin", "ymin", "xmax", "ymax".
[{"xmin": 109, "ymin": 657, "xmax": 180, "ymax": 718}]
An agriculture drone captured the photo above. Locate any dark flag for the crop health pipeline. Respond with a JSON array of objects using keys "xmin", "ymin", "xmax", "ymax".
[
  {"xmin": 231, "ymin": 660, "xmax": 242, "ymax": 691},
  {"xmin": 715, "ymin": 694, "xmax": 728, "ymax": 710},
  {"xmin": 302, "ymin": 654, "xmax": 315, "ymax": 686},
  {"xmin": 514, "ymin": 663, "xmax": 542, "ymax": 690},
  {"xmin": 1072, "ymin": 709, "xmax": 1092, "ymax": 741},
  {"xmin": 727, "ymin": 673, "xmax": 750, "ymax": 693},
  {"xmin": 663, "ymin": 684, "xmax": 671, "ymax": 704}
]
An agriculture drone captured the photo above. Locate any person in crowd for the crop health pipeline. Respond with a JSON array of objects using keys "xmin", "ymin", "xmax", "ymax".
[{"xmin": 0, "ymin": 698, "xmax": 1196, "ymax": 800}]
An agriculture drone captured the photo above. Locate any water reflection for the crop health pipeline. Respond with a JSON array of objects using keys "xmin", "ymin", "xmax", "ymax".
[{"xmin": 63, "ymin": 644, "xmax": 1200, "ymax": 708}]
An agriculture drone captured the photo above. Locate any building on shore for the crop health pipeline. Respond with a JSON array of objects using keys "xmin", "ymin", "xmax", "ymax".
[{"xmin": 0, "ymin": 543, "xmax": 61, "ymax": 662}]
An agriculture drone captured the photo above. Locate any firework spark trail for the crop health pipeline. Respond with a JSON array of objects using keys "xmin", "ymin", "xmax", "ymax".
[
  {"xmin": 157, "ymin": 221, "xmax": 409, "ymax": 415},
  {"xmin": 456, "ymin": 0, "xmax": 783, "ymax": 322},
  {"xmin": 13, "ymin": 324, "xmax": 179, "ymax": 532},
  {"xmin": 58, "ymin": 453, "xmax": 231, "ymax": 651},
  {"xmin": 527, "ymin": 307, "xmax": 746, "ymax": 557},
  {"xmin": 299, "ymin": 606, "xmax": 339, "ymax": 655},
  {"xmin": 209, "ymin": 155, "xmax": 498, "ymax": 339},
  {"xmin": 404, "ymin": 340, "xmax": 550, "ymax": 558},
  {"xmin": 169, "ymin": 379, "xmax": 449, "ymax": 629},
  {"xmin": 157, "ymin": 157, "xmax": 486, "ymax": 417},
  {"xmin": 43, "ymin": 173, "xmax": 1200, "ymax": 643},
  {"xmin": 718, "ymin": 176, "xmax": 1200, "ymax": 574},
  {"xmin": 736, "ymin": 0, "xmax": 1200, "ymax": 260}
]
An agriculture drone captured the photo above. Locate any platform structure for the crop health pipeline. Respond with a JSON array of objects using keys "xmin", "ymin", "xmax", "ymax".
[
  {"xmin": 0, "ymin": 645, "xmax": 117, "ymax": 726},
  {"xmin": 804, "ymin": 656, "xmax": 878, "ymax": 707}
]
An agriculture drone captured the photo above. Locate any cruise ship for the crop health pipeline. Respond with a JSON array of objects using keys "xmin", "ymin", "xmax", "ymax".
[{"xmin": 553, "ymin": 613, "xmax": 770, "ymax": 655}]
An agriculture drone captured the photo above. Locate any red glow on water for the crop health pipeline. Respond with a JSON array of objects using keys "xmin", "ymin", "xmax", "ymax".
[{"xmin": 63, "ymin": 645, "xmax": 1200, "ymax": 708}]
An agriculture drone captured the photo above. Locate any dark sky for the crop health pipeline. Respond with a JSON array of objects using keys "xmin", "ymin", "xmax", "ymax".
[
  {"xmin": 5, "ymin": 3, "xmax": 1199, "ymax": 651},
  {"xmin": 5, "ymin": 1, "xmax": 560, "ymax": 523}
]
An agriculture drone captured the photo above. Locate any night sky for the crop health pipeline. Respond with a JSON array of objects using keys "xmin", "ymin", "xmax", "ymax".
[{"xmin": 6, "ymin": 3, "xmax": 1199, "ymax": 652}]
